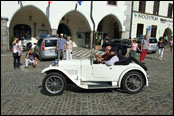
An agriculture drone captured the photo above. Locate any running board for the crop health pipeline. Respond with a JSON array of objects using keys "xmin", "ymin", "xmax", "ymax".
[{"xmin": 80, "ymin": 81, "xmax": 118, "ymax": 89}]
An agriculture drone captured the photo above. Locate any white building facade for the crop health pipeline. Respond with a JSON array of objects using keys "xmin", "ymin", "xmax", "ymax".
[
  {"xmin": 1, "ymin": 1, "xmax": 132, "ymax": 49},
  {"xmin": 131, "ymin": 1, "xmax": 173, "ymax": 40}
]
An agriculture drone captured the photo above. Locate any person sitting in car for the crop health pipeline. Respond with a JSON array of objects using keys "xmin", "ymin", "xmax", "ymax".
[
  {"xmin": 95, "ymin": 46, "xmax": 111, "ymax": 63},
  {"xmin": 97, "ymin": 47, "xmax": 119, "ymax": 66}
]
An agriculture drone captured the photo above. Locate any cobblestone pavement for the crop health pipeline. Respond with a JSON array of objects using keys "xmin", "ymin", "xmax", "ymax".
[{"xmin": 1, "ymin": 47, "xmax": 173, "ymax": 115}]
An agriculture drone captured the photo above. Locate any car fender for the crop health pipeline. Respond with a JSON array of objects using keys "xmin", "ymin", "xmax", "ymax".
[
  {"xmin": 41, "ymin": 65, "xmax": 88, "ymax": 89},
  {"xmin": 41, "ymin": 66, "xmax": 71, "ymax": 79},
  {"xmin": 118, "ymin": 66, "xmax": 149, "ymax": 87}
]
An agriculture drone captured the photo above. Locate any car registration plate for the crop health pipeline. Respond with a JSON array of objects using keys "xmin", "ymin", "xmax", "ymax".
[{"xmin": 50, "ymin": 49, "xmax": 55, "ymax": 52}]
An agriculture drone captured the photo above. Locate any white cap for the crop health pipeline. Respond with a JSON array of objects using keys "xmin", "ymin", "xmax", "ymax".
[{"xmin": 60, "ymin": 33, "xmax": 63, "ymax": 36}]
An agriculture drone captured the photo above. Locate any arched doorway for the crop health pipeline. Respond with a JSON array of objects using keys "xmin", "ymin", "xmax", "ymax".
[
  {"xmin": 97, "ymin": 14, "xmax": 122, "ymax": 40},
  {"xmin": 163, "ymin": 28, "xmax": 172, "ymax": 38},
  {"xmin": 57, "ymin": 24, "xmax": 71, "ymax": 38},
  {"xmin": 9, "ymin": 5, "xmax": 51, "ymax": 48},
  {"xmin": 58, "ymin": 11, "xmax": 91, "ymax": 47},
  {"xmin": 13, "ymin": 24, "xmax": 31, "ymax": 40}
]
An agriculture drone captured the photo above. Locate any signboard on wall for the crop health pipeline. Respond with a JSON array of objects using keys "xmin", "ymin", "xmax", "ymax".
[
  {"xmin": 134, "ymin": 12, "xmax": 158, "ymax": 21},
  {"xmin": 133, "ymin": 12, "xmax": 173, "ymax": 25}
]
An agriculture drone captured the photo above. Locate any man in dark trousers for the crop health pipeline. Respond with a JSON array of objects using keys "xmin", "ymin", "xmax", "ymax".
[{"xmin": 56, "ymin": 33, "xmax": 66, "ymax": 60}]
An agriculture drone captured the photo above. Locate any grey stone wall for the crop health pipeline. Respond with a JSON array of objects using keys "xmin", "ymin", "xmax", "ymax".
[
  {"xmin": 122, "ymin": 1, "xmax": 132, "ymax": 38},
  {"xmin": 1, "ymin": 17, "xmax": 9, "ymax": 53}
]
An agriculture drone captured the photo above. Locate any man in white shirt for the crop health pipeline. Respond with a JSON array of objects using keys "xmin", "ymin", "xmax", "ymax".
[{"xmin": 97, "ymin": 47, "xmax": 119, "ymax": 66}]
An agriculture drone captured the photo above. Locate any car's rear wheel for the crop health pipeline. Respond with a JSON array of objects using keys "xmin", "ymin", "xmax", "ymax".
[
  {"xmin": 122, "ymin": 71, "xmax": 145, "ymax": 94},
  {"xmin": 42, "ymin": 72, "xmax": 67, "ymax": 96}
]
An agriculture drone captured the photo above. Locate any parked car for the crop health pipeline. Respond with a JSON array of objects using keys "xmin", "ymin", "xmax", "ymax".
[
  {"xmin": 102, "ymin": 39, "xmax": 128, "ymax": 55},
  {"xmin": 41, "ymin": 53, "xmax": 149, "ymax": 96},
  {"xmin": 34, "ymin": 35, "xmax": 58, "ymax": 60},
  {"xmin": 137, "ymin": 36, "xmax": 158, "ymax": 53}
]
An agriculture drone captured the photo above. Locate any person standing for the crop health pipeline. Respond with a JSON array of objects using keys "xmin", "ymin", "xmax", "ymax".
[
  {"xmin": 56, "ymin": 33, "xmax": 66, "ymax": 60},
  {"xmin": 140, "ymin": 35, "xmax": 148, "ymax": 63},
  {"xmin": 125, "ymin": 37, "xmax": 132, "ymax": 57},
  {"xmin": 66, "ymin": 36, "xmax": 73, "ymax": 60},
  {"xmin": 130, "ymin": 38, "xmax": 141, "ymax": 58},
  {"xmin": 157, "ymin": 37, "xmax": 166, "ymax": 60},
  {"xmin": 12, "ymin": 38, "xmax": 21, "ymax": 69},
  {"xmin": 170, "ymin": 37, "xmax": 173, "ymax": 53}
]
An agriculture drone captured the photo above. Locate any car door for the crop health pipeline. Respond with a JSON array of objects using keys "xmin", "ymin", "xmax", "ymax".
[{"xmin": 92, "ymin": 64, "xmax": 116, "ymax": 81}]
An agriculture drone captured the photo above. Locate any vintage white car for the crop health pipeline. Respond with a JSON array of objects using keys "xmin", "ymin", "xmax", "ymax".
[{"xmin": 41, "ymin": 54, "xmax": 149, "ymax": 96}]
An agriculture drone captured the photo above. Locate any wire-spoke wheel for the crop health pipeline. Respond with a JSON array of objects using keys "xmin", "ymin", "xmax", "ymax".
[
  {"xmin": 43, "ymin": 72, "xmax": 67, "ymax": 96},
  {"xmin": 122, "ymin": 71, "xmax": 145, "ymax": 94}
]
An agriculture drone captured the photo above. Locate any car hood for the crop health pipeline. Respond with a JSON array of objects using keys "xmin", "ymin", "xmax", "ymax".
[{"xmin": 59, "ymin": 59, "xmax": 81, "ymax": 66}]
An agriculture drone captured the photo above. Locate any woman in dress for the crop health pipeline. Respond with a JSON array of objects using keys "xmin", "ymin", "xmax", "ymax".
[
  {"xmin": 66, "ymin": 36, "xmax": 73, "ymax": 60},
  {"xmin": 130, "ymin": 38, "xmax": 141, "ymax": 58}
]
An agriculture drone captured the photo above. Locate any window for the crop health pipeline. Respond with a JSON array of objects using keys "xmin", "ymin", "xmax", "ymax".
[
  {"xmin": 108, "ymin": 1, "xmax": 117, "ymax": 5},
  {"xmin": 167, "ymin": 3, "xmax": 173, "ymax": 18},
  {"xmin": 153, "ymin": 1, "xmax": 160, "ymax": 15},
  {"xmin": 139, "ymin": 1, "xmax": 146, "ymax": 13},
  {"xmin": 37, "ymin": 39, "xmax": 43, "ymax": 47},
  {"xmin": 113, "ymin": 22, "xmax": 120, "ymax": 38},
  {"xmin": 45, "ymin": 40, "xmax": 57, "ymax": 47},
  {"xmin": 136, "ymin": 24, "xmax": 144, "ymax": 37},
  {"xmin": 151, "ymin": 25, "xmax": 157, "ymax": 37},
  {"xmin": 149, "ymin": 38, "xmax": 157, "ymax": 43}
]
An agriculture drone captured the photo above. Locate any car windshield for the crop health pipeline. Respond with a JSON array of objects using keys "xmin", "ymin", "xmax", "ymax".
[
  {"xmin": 122, "ymin": 39, "xmax": 128, "ymax": 44},
  {"xmin": 149, "ymin": 38, "xmax": 157, "ymax": 43},
  {"xmin": 110, "ymin": 39, "xmax": 121, "ymax": 44},
  {"xmin": 45, "ymin": 40, "xmax": 57, "ymax": 47}
]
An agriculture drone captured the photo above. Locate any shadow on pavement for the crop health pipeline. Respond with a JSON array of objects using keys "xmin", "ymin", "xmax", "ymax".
[{"xmin": 38, "ymin": 84, "xmax": 129, "ymax": 96}]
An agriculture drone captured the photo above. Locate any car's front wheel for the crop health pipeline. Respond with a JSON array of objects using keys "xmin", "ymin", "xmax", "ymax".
[
  {"xmin": 42, "ymin": 72, "xmax": 67, "ymax": 96},
  {"xmin": 122, "ymin": 71, "xmax": 145, "ymax": 94}
]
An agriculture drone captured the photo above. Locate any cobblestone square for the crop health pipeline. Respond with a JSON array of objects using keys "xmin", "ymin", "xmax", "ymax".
[{"xmin": 1, "ymin": 47, "xmax": 173, "ymax": 115}]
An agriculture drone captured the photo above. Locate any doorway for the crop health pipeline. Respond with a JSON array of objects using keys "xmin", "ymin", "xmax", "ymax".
[
  {"xmin": 13, "ymin": 24, "xmax": 31, "ymax": 40},
  {"xmin": 57, "ymin": 24, "xmax": 71, "ymax": 38}
]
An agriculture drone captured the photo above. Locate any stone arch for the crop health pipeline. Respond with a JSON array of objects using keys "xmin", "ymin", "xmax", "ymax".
[
  {"xmin": 58, "ymin": 10, "xmax": 91, "ymax": 47},
  {"xmin": 163, "ymin": 28, "xmax": 173, "ymax": 38},
  {"xmin": 97, "ymin": 14, "xmax": 123, "ymax": 39},
  {"xmin": 9, "ymin": 5, "xmax": 51, "ymax": 40}
]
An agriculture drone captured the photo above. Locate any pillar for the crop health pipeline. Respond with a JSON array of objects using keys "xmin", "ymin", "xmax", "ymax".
[{"xmin": 1, "ymin": 17, "xmax": 9, "ymax": 53}]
